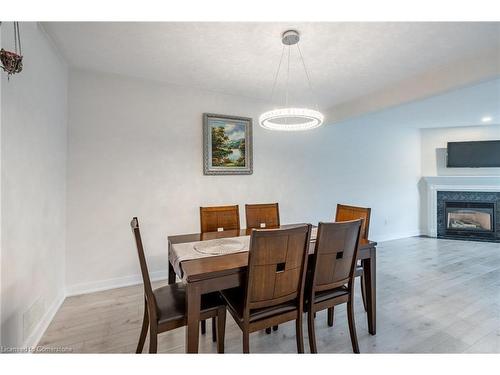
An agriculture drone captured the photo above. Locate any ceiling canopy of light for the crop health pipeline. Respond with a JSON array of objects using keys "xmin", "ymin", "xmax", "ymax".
[{"xmin": 259, "ymin": 30, "xmax": 324, "ymax": 131}]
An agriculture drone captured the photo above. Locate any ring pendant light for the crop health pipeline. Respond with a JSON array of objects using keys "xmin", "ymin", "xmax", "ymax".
[{"xmin": 259, "ymin": 30, "xmax": 324, "ymax": 131}]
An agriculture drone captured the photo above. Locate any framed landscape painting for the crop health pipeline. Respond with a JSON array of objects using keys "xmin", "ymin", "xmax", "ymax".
[{"xmin": 203, "ymin": 113, "xmax": 253, "ymax": 175}]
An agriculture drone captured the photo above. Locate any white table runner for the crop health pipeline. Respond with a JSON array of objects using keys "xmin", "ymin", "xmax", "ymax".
[
  {"xmin": 171, "ymin": 227, "xmax": 317, "ymax": 277},
  {"xmin": 171, "ymin": 236, "xmax": 251, "ymax": 277}
]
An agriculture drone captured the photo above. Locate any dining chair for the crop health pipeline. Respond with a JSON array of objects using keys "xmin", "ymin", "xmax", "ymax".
[
  {"xmin": 131, "ymin": 217, "xmax": 226, "ymax": 353},
  {"xmin": 334, "ymin": 204, "xmax": 371, "ymax": 318},
  {"xmin": 335, "ymin": 204, "xmax": 371, "ymax": 240},
  {"xmin": 246, "ymin": 203, "xmax": 281, "ymax": 334},
  {"xmin": 221, "ymin": 224, "xmax": 312, "ymax": 353},
  {"xmin": 199, "ymin": 204, "xmax": 240, "ymax": 339},
  {"xmin": 306, "ymin": 219, "xmax": 363, "ymax": 353},
  {"xmin": 200, "ymin": 205, "xmax": 240, "ymax": 233},
  {"xmin": 245, "ymin": 203, "xmax": 280, "ymax": 229}
]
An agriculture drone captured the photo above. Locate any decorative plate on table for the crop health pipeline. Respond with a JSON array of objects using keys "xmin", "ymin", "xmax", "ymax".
[{"xmin": 193, "ymin": 238, "xmax": 246, "ymax": 255}]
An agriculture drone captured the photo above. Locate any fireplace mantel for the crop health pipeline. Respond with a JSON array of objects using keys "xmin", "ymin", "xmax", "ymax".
[{"xmin": 422, "ymin": 176, "xmax": 500, "ymax": 237}]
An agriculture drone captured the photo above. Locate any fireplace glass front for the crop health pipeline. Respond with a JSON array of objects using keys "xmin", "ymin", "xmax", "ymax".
[{"xmin": 445, "ymin": 201, "xmax": 494, "ymax": 234}]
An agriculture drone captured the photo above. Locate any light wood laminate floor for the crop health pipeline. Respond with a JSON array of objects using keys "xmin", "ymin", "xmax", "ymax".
[{"xmin": 39, "ymin": 237, "xmax": 500, "ymax": 353}]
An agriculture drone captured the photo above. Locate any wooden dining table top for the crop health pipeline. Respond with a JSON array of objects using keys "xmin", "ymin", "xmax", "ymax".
[{"xmin": 168, "ymin": 224, "xmax": 377, "ymax": 283}]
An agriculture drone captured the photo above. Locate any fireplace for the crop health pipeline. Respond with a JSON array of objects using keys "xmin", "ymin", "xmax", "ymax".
[
  {"xmin": 444, "ymin": 201, "xmax": 495, "ymax": 239},
  {"xmin": 437, "ymin": 191, "xmax": 500, "ymax": 242}
]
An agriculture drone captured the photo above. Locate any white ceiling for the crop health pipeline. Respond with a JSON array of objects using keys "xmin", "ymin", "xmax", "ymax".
[{"xmin": 44, "ymin": 22, "xmax": 500, "ymax": 110}]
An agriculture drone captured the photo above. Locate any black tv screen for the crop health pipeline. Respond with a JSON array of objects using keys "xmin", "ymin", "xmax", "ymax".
[{"xmin": 447, "ymin": 140, "xmax": 500, "ymax": 168}]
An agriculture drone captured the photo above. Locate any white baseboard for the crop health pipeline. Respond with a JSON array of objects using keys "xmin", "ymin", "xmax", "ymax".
[
  {"xmin": 65, "ymin": 270, "xmax": 169, "ymax": 297},
  {"xmin": 67, "ymin": 232, "xmax": 424, "ymax": 297},
  {"xmin": 23, "ymin": 292, "xmax": 65, "ymax": 349},
  {"xmin": 19, "ymin": 270, "xmax": 169, "ymax": 348},
  {"xmin": 373, "ymin": 230, "xmax": 423, "ymax": 243},
  {"xmin": 21, "ymin": 230, "xmax": 422, "ymax": 349},
  {"xmin": 23, "ymin": 229, "xmax": 421, "ymax": 348}
]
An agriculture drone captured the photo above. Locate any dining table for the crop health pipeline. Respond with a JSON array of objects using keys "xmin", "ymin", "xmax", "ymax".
[{"xmin": 167, "ymin": 224, "xmax": 377, "ymax": 353}]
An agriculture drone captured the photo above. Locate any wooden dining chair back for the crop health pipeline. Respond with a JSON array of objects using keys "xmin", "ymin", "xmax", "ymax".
[
  {"xmin": 335, "ymin": 204, "xmax": 371, "ymax": 313},
  {"xmin": 306, "ymin": 219, "xmax": 362, "ymax": 353},
  {"xmin": 220, "ymin": 224, "xmax": 311, "ymax": 353},
  {"xmin": 244, "ymin": 202, "xmax": 281, "ymax": 335},
  {"xmin": 200, "ymin": 205, "xmax": 240, "ymax": 232},
  {"xmin": 335, "ymin": 204, "xmax": 371, "ymax": 239},
  {"xmin": 131, "ymin": 217, "xmax": 226, "ymax": 353},
  {"xmin": 245, "ymin": 203, "xmax": 280, "ymax": 229},
  {"xmin": 199, "ymin": 205, "xmax": 239, "ymax": 337},
  {"xmin": 131, "ymin": 218, "xmax": 157, "ymax": 314},
  {"xmin": 245, "ymin": 224, "xmax": 311, "ymax": 311},
  {"xmin": 310, "ymin": 220, "xmax": 362, "ymax": 293}
]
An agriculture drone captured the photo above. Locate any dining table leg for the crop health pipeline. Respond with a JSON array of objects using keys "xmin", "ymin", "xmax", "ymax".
[
  {"xmin": 185, "ymin": 282, "xmax": 201, "ymax": 353},
  {"xmin": 361, "ymin": 248, "xmax": 376, "ymax": 335}
]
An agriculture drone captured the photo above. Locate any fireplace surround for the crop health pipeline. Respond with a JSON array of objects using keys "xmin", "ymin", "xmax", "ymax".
[{"xmin": 437, "ymin": 191, "xmax": 500, "ymax": 242}]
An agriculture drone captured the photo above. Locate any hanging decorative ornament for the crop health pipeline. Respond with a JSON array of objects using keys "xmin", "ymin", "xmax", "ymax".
[
  {"xmin": 259, "ymin": 30, "xmax": 324, "ymax": 131},
  {"xmin": 0, "ymin": 22, "xmax": 23, "ymax": 79}
]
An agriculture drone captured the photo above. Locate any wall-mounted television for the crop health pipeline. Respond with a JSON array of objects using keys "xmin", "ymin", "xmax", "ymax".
[{"xmin": 447, "ymin": 140, "xmax": 500, "ymax": 168}]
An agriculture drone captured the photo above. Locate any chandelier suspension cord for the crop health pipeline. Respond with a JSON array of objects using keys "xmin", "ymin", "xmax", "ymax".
[
  {"xmin": 297, "ymin": 43, "xmax": 318, "ymax": 111},
  {"xmin": 285, "ymin": 45, "xmax": 291, "ymax": 108},
  {"xmin": 269, "ymin": 45, "xmax": 285, "ymax": 103},
  {"xmin": 285, "ymin": 45, "xmax": 291, "ymax": 124}
]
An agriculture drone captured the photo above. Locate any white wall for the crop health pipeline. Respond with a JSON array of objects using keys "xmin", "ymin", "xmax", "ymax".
[
  {"xmin": 421, "ymin": 125, "xmax": 500, "ymax": 176},
  {"xmin": 1, "ymin": 23, "xmax": 67, "ymax": 348},
  {"xmin": 66, "ymin": 69, "xmax": 421, "ymax": 294}
]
